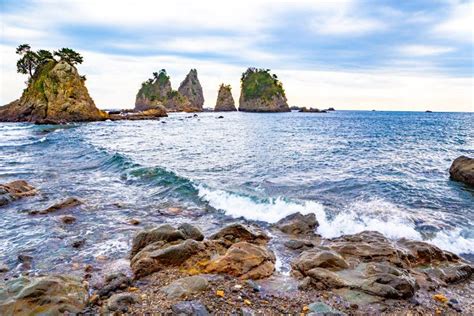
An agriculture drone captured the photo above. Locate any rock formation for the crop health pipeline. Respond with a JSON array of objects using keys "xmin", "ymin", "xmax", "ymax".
[
  {"xmin": 178, "ymin": 69, "xmax": 204, "ymax": 111},
  {"xmin": 238, "ymin": 68, "xmax": 290, "ymax": 112},
  {"xmin": 135, "ymin": 70, "xmax": 196, "ymax": 112},
  {"xmin": 0, "ymin": 61, "xmax": 106, "ymax": 123},
  {"xmin": 135, "ymin": 70, "xmax": 172, "ymax": 111},
  {"xmin": 214, "ymin": 84, "xmax": 236, "ymax": 111},
  {"xmin": 0, "ymin": 180, "xmax": 37, "ymax": 206},
  {"xmin": 449, "ymin": 156, "xmax": 474, "ymax": 186}
]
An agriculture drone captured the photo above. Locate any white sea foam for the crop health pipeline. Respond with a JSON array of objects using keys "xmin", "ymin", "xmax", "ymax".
[{"xmin": 197, "ymin": 186, "xmax": 474, "ymax": 255}]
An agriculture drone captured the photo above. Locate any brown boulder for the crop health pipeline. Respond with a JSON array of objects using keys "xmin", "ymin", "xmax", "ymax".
[
  {"xmin": 449, "ymin": 156, "xmax": 474, "ymax": 186},
  {"xmin": 292, "ymin": 250, "xmax": 349, "ymax": 273},
  {"xmin": 0, "ymin": 180, "xmax": 37, "ymax": 206},
  {"xmin": 275, "ymin": 212, "xmax": 318, "ymax": 235},
  {"xmin": 130, "ymin": 224, "xmax": 186, "ymax": 257},
  {"xmin": 29, "ymin": 197, "xmax": 82, "ymax": 215},
  {"xmin": 210, "ymin": 223, "xmax": 270, "ymax": 246},
  {"xmin": 205, "ymin": 242, "xmax": 275, "ymax": 279}
]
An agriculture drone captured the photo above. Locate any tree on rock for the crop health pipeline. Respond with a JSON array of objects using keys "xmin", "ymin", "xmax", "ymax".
[
  {"xmin": 53, "ymin": 48, "xmax": 83, "ymax": 65},
  {"xmin": 16, "ymin": 44, "xmax": 38, "ymax": 77}
]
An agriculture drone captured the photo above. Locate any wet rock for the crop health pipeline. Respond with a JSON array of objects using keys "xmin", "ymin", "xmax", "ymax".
[
  {"xmin": 307, "ymin": 302, "xmax": 345, "ymax": 316},
  {"xmin": 0, "ymin": 263, "xmax": 9, "ymax": 273},
  {"xmin": 0, "ymin": 275, "xmax": 88, "ymax": 315},
  {"xmin": 98, "ymin": 272, "xmax": 132, "ymax": 298},
  {"xmin": 0, "ymin": 180, "xmax": 37, "ymax": 206},
  {"xmin": 29, "ymin": 197, "xmax": 82, "ymax": 215},
  {"xmin": 70, "ymin": 238, "xmax": 86, "ymax": 248},
  {"xmin": 129, "ymin": 218, "xmax": 140, "ymax": 225},
  {"xmin": 60, "ymin": 214, "xmax": 76, "ymax": 224},
  {"xmin": 205, "ymin": 241, "xmax": 275, "ymax": 279},
  {"xmin": 292, "ymin": 250, "xmax": 349, "ymax": 272},
  {"xmin": 359, "ymin": 273, "xmax": 417, "ymax": 299},
  {"xmin": 214, "ymin": 84, "xmax": 236, "ymax": 111},
  {"xmin": 130, "ymin": 224, "xmax": 186, "ymax": 257},
  {"xmin": 275, "ymin": 212, "xmax": 318, "ymax": 235},
  {"xmin": 178, "ymin": 223, "xmax": 204, "ymax": 241},
  {"xmin": 161, "ymin": 275, "xmax": 209, "ymax": 299},
  {"xmin": 210, "ymin": 224, "xmax": 270, "ymax": 246},
  {"xmin": 305, "ymin": 268, "xmax": 348, "ymax": 289},
  {"xmin": 240, "ymin": 307, "xmax": 256, "ymax": 316},
  {"xmin": 284, "ymin": 239, "xmax": 314, "ymax": 250},
  {"xmin": 171, "ymin": 300, "xmax": 210, "ymax": 316},
  {"xmin": 131, "ymin": 239, "xmax": 202, "ymax": 279},
  {"xmin": 110, "ymin": 107, "xmax": 167, "ymax": 120},
  {"xmin": 106, "ymin": 292, "xmax": 140, "ymax": 312},
  {"xmin": 0, "ymin": 60, "xmax": 106, "ymax": 123},
  {"xmin": 397, "ymin": 238, "xmax": 459, "ymax": 266},
  {"xmin": 449, "ymin": 155, "xmax": 474, "ymax": 186},
  {"xmin": 18, "ymin": 254, "xmax": 33, "ymax": 264}
]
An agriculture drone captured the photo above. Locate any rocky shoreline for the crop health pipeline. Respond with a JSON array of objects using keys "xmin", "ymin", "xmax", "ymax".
[{"xmin": 1, "ymin": 179, "xmax": 472, "ymax": 315}]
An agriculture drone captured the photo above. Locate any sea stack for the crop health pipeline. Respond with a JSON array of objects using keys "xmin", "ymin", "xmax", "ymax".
[
  {"xmin": 135, "ymin": 69, "xmax": 172, "ymax": 112},
  {"xmin": 178, "ymin": 69, "xmax": 204, "ymax": 112},
  {"xmin": 238, "ymin": 68, "xmax": 289, "ymax": 112},
  {"xmin": 449, "ymin": 156, "xmax": 474, "ymax": 186},
  {"xmin": 0, "ymin": 60, "xmax": 105, "ymax": 124},
  {"xmin": 214, "ymin": 84, "xmax": 236, "ymax": 111}
]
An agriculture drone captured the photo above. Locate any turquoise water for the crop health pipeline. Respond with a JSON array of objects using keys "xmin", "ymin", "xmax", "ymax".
[{"xmin": 0, "ymin": 110, "xmax": 473, "ymax": 273}]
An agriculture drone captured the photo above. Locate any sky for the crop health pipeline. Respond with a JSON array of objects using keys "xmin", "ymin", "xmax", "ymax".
[{"xmin": 0, "ymin": 0, "xmax": 473, "ymax": 112}]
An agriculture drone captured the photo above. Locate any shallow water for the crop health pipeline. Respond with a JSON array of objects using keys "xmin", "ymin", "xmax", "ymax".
[{"xmin": 0, "ymin": 110, "xmax": 473, "ymax": 274}]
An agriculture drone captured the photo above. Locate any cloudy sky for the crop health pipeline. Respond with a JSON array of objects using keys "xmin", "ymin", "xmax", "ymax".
[{"xmin": 1, "ymin": 0, "xmax": 473, "ymax": 111}]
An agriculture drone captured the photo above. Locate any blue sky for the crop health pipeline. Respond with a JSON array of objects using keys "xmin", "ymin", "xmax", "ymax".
[{"xmin": 1, "ymin": 0, "xmax": 473, "ymax": 111}]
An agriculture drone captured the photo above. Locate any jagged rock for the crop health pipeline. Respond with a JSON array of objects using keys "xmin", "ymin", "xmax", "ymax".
[
  {"xmin": 299, "ymin": 107, "xmax": 327, "ymax": 113},
  {"xmin": 135, "ymin": 70, "xmax": 172, "ymax": 111},
  {"xmin": 164, "ymin": 90, "xmax": 194, "ymax": 112},
  {"xmin": 29, "ymin": 197, "xmax": 82, "ymax": 215},
  {"xmin": 178, "ymin": 69, "xmax": 204, "ymax": 111},
  {"xmin": 0, "ymin": 61, "xmax": 106, "ymax": 123},
  {"xmin": 60, "ymin": 215, "xmax": 77, "ymax": 224},
  {"xmin": 178, "ymin": 223, "xmax": 204, "ymax": 241},
  {"xmin": 0, "ymin": 180, "xmax": 37, "ymax": 207},
  {"xmin": 238, "ymin": 68, "xmax": 289, "ymax": 112},
  {"xmin": 275, "ymin": 212, "xmax": 318, "ymax": 235},
  {"xmin": 449, "ymin": 156, "xmax": 474, "ymax": 186},
  {"xmin": 161, "ymin": 276, "xmax": 209, "ymax": 299},
  {"xmin": 0, "ymin": 275, "xmax": 88, "ymax": 315},
  {"xmin": 210, "ymin": 224, "xmax": 270, "ymax": 246},
  {"xmin": 97, "ymin": 272, "xmax": 132, "ymax": 298},
  {"xmin": 214, "ymin": 84, "xmax": 236, "ymax": 111},
  {"xmin": 109, "ymin": 107, "xmax": 167, "ymax": 120},
  {"xmin": 205, "ymin": 242, "xmax": 275, "ymax": 279},
  {"xmin": 106, "ymin": 292, "xmax": 140, "ymax": 312}
]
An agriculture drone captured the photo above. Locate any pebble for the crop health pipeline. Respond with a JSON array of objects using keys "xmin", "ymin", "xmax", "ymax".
[
  {"xmin": 216, "ymin": 290, "xmax": 225, "ymax": 297},
  {"xmin": 433, "ymin": 294, "xmax": 448, "ymax": 304}
]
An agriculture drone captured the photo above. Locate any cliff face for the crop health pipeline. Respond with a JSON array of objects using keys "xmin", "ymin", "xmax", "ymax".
[
  {"xmin": 0, "ymin": 60, "xmax": 105, "ymax": 123},
  {"xmin": 238, "ymin": 68, "xmax": 289, "ymax": 112},
  {"xmin": 214, "ymin": 84, "xmax": 236, "ymax": 111},
  {"xmin": 178, "ymin": 69, "xmax": 204, "ymax": 111},
  {"xmin": 163, "ymin": 91, "xmax": 194, "ymax": 112},
  {"xmin": 135, "ymin": 73, "xmax": 172, "ymax": 111}
]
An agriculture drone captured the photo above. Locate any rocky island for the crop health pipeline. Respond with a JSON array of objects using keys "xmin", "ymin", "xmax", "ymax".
[
  {"xmin": 238, "ymin": 68, "xmax": 290, "ymax": 112},
  {"xmin": 135, "ymin": 69, "xmax": 203, "ymax": 113},
  {"xmin": 0, "ymin": 45, "xmax": 106, "ymax": 124},
  {"xmin": 450, "ymin": 156, "xmax": 474, "ymax": 186},
  {"xmin": 214, "ymin": 84, "xmax": 236, "ymax": 111}
]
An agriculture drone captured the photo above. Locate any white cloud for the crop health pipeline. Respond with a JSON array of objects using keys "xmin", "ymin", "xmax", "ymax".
[
  {"xmin": 311, "ymin": 15, "xmax": 384, "ymax": 36},
  {"xmin": 433, "ymin": 0, "xmax": 474, "ymax": 42},
  {"xmin": 398, "ymin": 45, "xmax": 455, "ymax": 56}
]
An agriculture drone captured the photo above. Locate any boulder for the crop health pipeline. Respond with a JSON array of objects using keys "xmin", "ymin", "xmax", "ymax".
[
  {"xmin": 171, "ymin": 300, "xmax": 209, "ymax": 316},
  {"xmin": 98, "ymin": 272, "xmax": 132, "ymax": 298},
  {"xmin": 0, "ymin": 61, "xmax": 106, "ymax": 123},
  {"xmin": 292, "ymin": 250, "xmax": 349, "ymax": 273},
  {"xmin": 161, "ymin": 276, "xmax": 209, "ymax": 299},
  {"xmin": 0, "ymin": 180, "xmax": 37, "ymax": 206},
  {"xmin": 449, "ymin": 156, "xmax": 474, "ymax": 186},
  {"xmin": 29, "ymin": 197, "xmax": 82, "ymax": 215},
  {"xmin": 106, "ymin": 292, "xmax": 140, "ymax": 312},
  {"xmin": 205, "ymin": 241, "xmax": 275, "ymax": 279},
  {"xmin": 178, "ymin": 223, "xmax": 204, "ymax": 241},
  {"xmin": 238, "ymin": 68, "xmax": 289, "ymax": 112},
  {"xmin": 0, "ymin": 275, "xmax": 88, "ymax": 315},
  {"xmin": 131, "ymin": 239, "xmax": 202, "ymax": 278},
  {"xmin": 130, "ymin": 224, "xmax": 186, "ymax": 257},
  {"xmin": 275, "ymin": 212, "xmax": 318, "ymax": 235},
  {"xmin": 178, "ymin": 69, "xmax": 204, "ymax": 111},
  {"xmin": 209, "ymin": 223, "xmax": 270, "ymax": 246},
  {"xmin": 214, "ymin": 84, "xmax": 236, "ymax": 111}
]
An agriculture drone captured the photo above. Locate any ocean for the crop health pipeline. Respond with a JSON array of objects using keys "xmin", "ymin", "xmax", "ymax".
[{"xmin": 1, "ymin": 110, "xmax": 473, "ymax": 274}]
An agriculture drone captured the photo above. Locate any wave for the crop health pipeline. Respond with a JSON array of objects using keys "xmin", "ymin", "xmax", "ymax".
[{"xmin": 197, "ymin": 186, "xmax": 473, "ymax": 255}]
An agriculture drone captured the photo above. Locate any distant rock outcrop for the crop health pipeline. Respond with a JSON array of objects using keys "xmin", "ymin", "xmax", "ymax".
[
  {"xmin": 135, "ymin": 70, "xmax": 197, "ymax": 112},
  {"xmin": 449, "ymin": 156, "xmax": 474, "ymax": 186},
  {"xmin": 238, "ymin": 68, "xmax": 289, "ymax": 112},
  {"xmin": 178, "ymin": 69, "xmax": 204, "ymax": 111},
  {"xmin": 214, "ymin": 84, "xmax": 236, "ymax": 111},
  {"xmin": 0, "ymin": 61, "xmax": 106, "ymax": 123}
]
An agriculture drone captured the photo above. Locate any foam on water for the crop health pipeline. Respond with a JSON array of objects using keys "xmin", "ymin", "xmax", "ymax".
[{"xmin": 198, "ymin": 186, "xmax": 474, "ymax": 255}]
